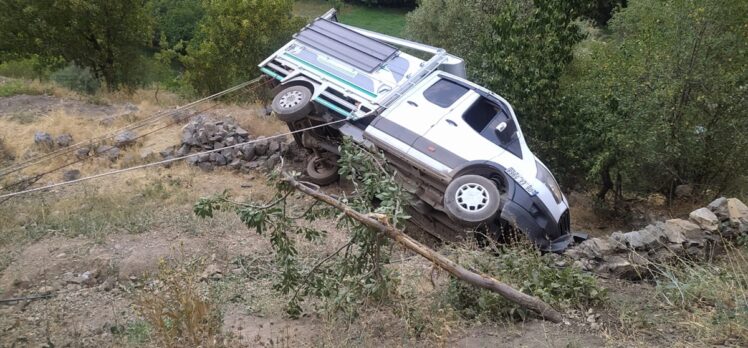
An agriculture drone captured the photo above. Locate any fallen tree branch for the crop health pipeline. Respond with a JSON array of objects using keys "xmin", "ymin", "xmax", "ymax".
[{"xmin": 283, "ymin": 172, "xmax": 564, "ymax": 323}]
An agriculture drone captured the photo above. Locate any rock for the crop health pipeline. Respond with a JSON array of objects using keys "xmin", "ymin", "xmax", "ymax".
[
  {"xmin": 62, "ymin": 169, "xmax": 81, "ymax": 182},
  {"xmin": 726, "ymin": 198, "xmax": 748, "ymax": 228},
  {"xmin": 241, "ymin": 143, "xmax": 256, "ymax": 161},
  {"xmin": 113, "ymin": 131, "xmax": 137, "ymax": 147},
  {"xmin": 235, "ymin": 126, "xmax": 249, "ymax": 137},
  {"xmin": 186, "ymin": 155, "xmax": 199, "ymax": 166},
  {"xmin": 707, "ymin": 197, "xmax": 728, "ymax": 219},
  {"xmin": 600, "ymin": 255, "xmax": 648, "ymax": 280},
  {"xmin": 75, "ymin": 147, "xmax": 90, "ymax": 159},
  {"xmin": 265, "ymin": 153, "xmax": 281, "ymax": 171},
  {"xmin": 623, "ymin": 223, "xmax": 665, "ymax": 250},
  {"xmin": 225, "ymin": 137, "xmax": 236, "ymax": 147},
  {"xmin": 664, "ymin": 219, "xmax": 704, "ymax": 246},
  {"xmin": 211, "ymin": 153, "xmax": 227, "ymax": 166},
  {"xmin": 268, "ymin": 140, "xmax": 281, "ymax": 154},
  {"xmin": 228, "ymin": 159, "xmax": 243, "ymax": 170},
  {"xmin": 175, "ymin": 144, "xmax": 191, "ymax": 157},
  {"xmin": 674, "ymin": 184, "xmax": 692, "ymax": 198},
  {"xmin": 55, "ymin": 133, "xmax": 73, "ymax": 147},
  {"xmin": 159, "ymin": 147, "xmax": 175, "ymax": 158},
  {"xmin": 34, "ymin": 131, "xmax": 54, "ymax": 147},
  {"xmin": 197, "ymin": 153, "xmax": 210, "ymax": 163},
  {"xmin": 181, "ymin": 124, "xmax": 198, "ymax": 145},
  {"xmin": 688, "ymin": 207, "xmax": 719, "ymax": 232},
  {"xmin": 575, "ymin": 238, "xmax": 615, "ymax": 259},
  {"xmin": 198, "ymin": 162, "xmax": 214, "ymax": 172},
  {"xmin": 200, "ymin": 264, "xmax": 223, "ymax": 281},
  {"xmin": 254, "ymin": 137, "xmax": 268, "ymax": 156},
  {"xmin": 96, "ymin": 145, "xmax": 120, "ymax": 161}
]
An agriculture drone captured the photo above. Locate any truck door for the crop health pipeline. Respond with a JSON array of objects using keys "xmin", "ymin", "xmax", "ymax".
[
  {"xmin": 365, "ymin": 75, "xmax": 471, "ymax": 155},
  {"xmin": 414, "ymin": 91, "xmax": 508, "ymax": 171}
]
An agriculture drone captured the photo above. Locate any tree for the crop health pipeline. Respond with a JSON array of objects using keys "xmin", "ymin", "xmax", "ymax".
[
  {"xmin": 0, "ymin": 0, "xmax": 154, "ymax": 90},
  {"xmin": 151, "ymin": 0, "xmax": 204, "ymax": 48},
  {"xmin": 180, "ymin": 0, "xmax": 304, "ymax": 94},
  {"xmin": 563, "ymin": 0, "xmax": 748, "ymax": 198}
]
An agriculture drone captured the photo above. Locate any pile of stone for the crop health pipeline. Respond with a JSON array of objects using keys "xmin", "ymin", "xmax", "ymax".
[
  {"xmin": 564, "ymin": 197, "xmax": 748, "ymax": 279},
  {"xmin": 160, "ymin": 116, "xmax": 292, "ymax": 173},
  {"xmin": 34, "ymin": 131, "xmax": 74, "ymax": 148}
]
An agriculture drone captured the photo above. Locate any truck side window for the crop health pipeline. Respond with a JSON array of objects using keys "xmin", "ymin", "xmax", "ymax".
[
  {"xmin": 463, "ymin": 98, "xmax": 497, "ymax": 132},
  {"xmin": 423, "ymin": 79, "xmax": 468, "ymax": 108}
]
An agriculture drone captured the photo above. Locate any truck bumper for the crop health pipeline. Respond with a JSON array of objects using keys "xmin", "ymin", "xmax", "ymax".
[{"xmin": 500, "ymin": 189, "xmax": 572, "ymax": 253}]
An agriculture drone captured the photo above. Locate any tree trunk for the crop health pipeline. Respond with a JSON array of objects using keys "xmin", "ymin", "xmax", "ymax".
[{"xmin": 283, "ymin": 173, "xmax": 565, "ymax": 324}]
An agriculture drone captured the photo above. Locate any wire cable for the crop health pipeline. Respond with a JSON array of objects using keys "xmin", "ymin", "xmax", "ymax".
[
  {"xmin": 0, "ymin": 117, "xmax": 357, "ymax": 201},
  {"xmin": 0, "ymin": 77, "xmax": 268, "ymax": 177}
]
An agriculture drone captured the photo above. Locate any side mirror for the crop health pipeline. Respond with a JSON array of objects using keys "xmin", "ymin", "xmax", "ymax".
[{"xmin": 495, "ymin": 122, "xmax": 507, "ymax": 132}]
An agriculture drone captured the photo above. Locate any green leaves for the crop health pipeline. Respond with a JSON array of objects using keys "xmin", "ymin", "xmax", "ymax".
[
  {"xmin": 180, "ymin": 0, "xmax": 305, "ymax": 94},
  {"xmin": 193, "ymin": 139, "xmax": 407, "ymax": 317}
]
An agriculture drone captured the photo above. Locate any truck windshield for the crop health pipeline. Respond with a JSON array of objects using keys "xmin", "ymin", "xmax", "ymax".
[{"xmin": 423, "ymin": 79, "xmax": 468, "ymax": 108}]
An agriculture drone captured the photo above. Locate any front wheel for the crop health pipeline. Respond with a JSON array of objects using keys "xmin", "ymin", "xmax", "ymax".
[
  {"xmin": 444, "ymin": 175, "xmax": 501, "ymax": 226},
  {"xmin": 271, "ymin": 85, "xmax": 313, "ymax": 122}
]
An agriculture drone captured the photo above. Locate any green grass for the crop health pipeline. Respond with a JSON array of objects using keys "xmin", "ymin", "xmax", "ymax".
[
  {"xmin": 0, "ymin": 79, "xmax": 47, "ymax": 97},
  {"xmin": 294, "ymin": 0, "xmax": 408, "ymax": 37}
]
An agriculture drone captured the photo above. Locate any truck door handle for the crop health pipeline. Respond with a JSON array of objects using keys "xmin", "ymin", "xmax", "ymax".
[
  {"xmin": 445, "ymin": 119, "xmax": 457, "ymax": 127},
  {"xmin": 407, "ymin": 101, "xmax": 418, "ymax": 107}
]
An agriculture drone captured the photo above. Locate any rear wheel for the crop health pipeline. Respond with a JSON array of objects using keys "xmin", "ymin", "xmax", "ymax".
[
  {"xmin": 444, "ymin": 175, "xmax": 501, "ymax": 226},
  {"xmin": 272, "ymin": 85, "xmax": 313, "ymax": 122},
  {"xmin": 305, "ymin": 152, "xmax": 339, "ymax": 186}
]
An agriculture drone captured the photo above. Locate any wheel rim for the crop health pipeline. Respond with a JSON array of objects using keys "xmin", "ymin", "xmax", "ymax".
[
  {"xmin": 278, "ymin": 90, "xmax": 304, "ymax": 109},
  {"xmin": 455, "ymin": 183, "xmax": 489, "ymax": 212},
  {"xmin": 311, "ymin": 157, "xmax": 336, "ymax": 175}
]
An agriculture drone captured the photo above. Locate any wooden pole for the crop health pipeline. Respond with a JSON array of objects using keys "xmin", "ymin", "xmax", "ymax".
[{"xmin": 283, "ymin": 173, "xmax": 564, "ymax": 323}]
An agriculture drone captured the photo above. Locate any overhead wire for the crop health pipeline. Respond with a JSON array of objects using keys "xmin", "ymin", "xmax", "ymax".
[
  {"xmin": 0, "ymin": 77, "xmax": 272, "ymax": 193},
  {"xmin": 0, "ymin": 77, "xmax": 267, "ymax": 178},
  {"xmin": 0, "ymin": 117, "xmax": 358, "ymax": 201}
]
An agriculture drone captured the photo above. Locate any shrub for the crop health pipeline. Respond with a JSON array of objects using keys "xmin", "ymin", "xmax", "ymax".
[
  {"xmin": 136, "ymin": 257, "xmax": 222, "ymax": 347},
  {"xmin": 445, "ymin": 244, "xmax": 606, "ymax": 321},
  {"xmin": 50, "ymin": 64, "xmax": 100, "ymax": 94}
]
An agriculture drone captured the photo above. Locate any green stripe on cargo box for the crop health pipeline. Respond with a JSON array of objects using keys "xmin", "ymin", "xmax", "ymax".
[
  {"xmin": 283, "ymin": 53, "xmax": 377, "ymax": 98},
  {"xmin": 260, "ymin": 67, "xmax": 283, "ymax": 80},
  {"xmin": 314, "ymin": 97, "xmax": 354, "ymax": 118}
]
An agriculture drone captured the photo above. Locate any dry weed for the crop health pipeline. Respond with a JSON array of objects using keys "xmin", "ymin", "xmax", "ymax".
[{"xmin": 136, "ymin": 257, "xmax": 222, "ymax": 348}]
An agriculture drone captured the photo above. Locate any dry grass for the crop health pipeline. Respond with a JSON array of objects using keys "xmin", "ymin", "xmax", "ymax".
[{"xmin": 136, "ymin": 257, "xmax": 222, "ymax": 348}]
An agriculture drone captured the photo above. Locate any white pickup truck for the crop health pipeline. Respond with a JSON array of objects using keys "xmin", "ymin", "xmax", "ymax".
[{"xmin": 259, "ymin": 9, "xmax": 572, "ymax": 251}]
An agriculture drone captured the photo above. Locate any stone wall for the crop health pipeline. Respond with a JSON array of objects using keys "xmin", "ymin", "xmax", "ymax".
[
  {"xmin": 564, "ymin": 197, "xmax": 748, "ymax": 279},
  {"xmin": 160, "ymin": 116, "xmax": 299, "ymax": 173}
]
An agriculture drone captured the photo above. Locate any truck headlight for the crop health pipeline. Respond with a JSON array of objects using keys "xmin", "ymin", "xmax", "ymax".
[{"xmin": 536, "ymin": 160, "xmax": 563, "ymax": 204}]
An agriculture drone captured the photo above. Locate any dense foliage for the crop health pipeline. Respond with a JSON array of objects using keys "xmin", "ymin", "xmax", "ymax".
[
  {"xmin": 0, "ymin": 0, "xmax": 154, "ymax": 90},
  {"xmin": 563, "ymin": 0, "xmax": 748, "ymax": 197},
  {"xmin": 179, "ymin": 0, "xmax": 304, "ymax": 94}
]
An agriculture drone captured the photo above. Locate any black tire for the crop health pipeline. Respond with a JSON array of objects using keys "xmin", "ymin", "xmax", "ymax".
[
  {"xmin": 444, "ymin": 175, "xmax": 501, "ymax": 226},
  {"xmin": 271, "ymin": 85, "xmax": 313, "ymax": 122},
  {"xmin": 305, "ymin": 153, "xmax": 339, "ymax": 186}
]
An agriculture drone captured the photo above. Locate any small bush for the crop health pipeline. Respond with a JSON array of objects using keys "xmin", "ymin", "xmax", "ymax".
[
  {"xmin": 445, "ymin": 244, "xmax": 606, "ymax": 321},
  {"xmin": 0, "ymin": 79, "xmax": 47, "ymax": 97},
  {"xmin": 50, "ymin": 64, "xmax": 100, "ymax": 94},
  {"xmin": 137, "ymin": 257, "xmax": 222, "ymax": 347}
]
